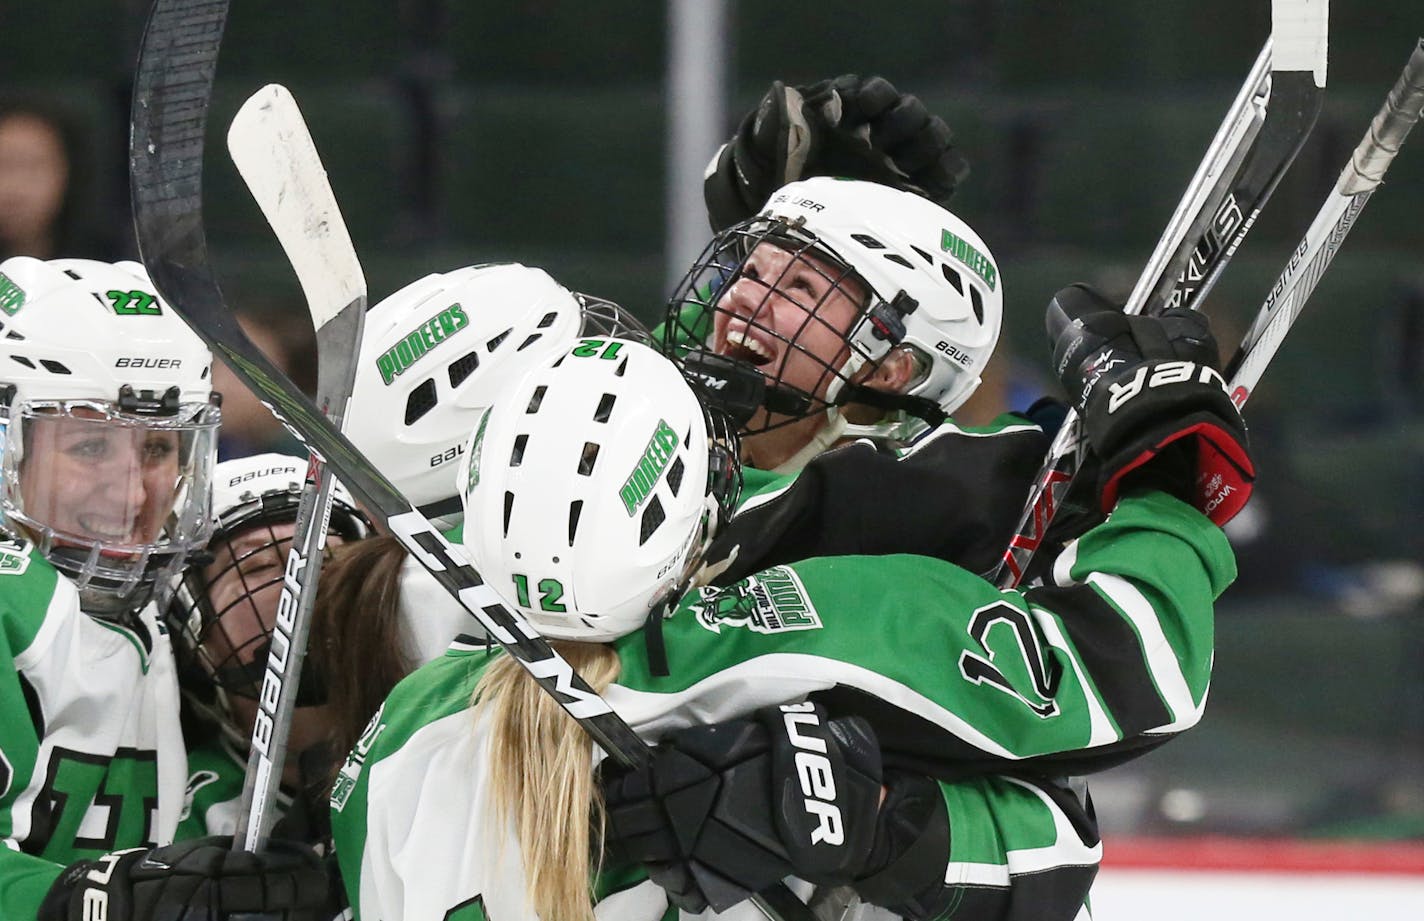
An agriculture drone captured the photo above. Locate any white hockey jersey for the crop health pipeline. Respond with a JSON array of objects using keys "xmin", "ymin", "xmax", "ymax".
[{"xmin": 0, "ymin": 538, "xmax": 187, "ymax": 917}]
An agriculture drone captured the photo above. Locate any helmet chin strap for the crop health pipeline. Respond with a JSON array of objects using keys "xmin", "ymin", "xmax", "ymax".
[{"xmin": 770, "ymin": 410, "xmax": 847, "ymax": 475}]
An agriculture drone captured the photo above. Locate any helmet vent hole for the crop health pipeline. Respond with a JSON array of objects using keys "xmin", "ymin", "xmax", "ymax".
[
  {"xmin": 511, "ymin": 434, "xmax": 528, "ymax": 467},
  {"xmin": 9, "ymin": 356, "xmax": 35, "ymax": 369},
  {"xmin": 449, "ymin": 350, "xmax": 480, "ymax": 387},
  {"xmin": 614, "ymin": 357, "xmax": 628, "ymax": 377},
  {"xmin": 502, "ymin": 491, "xmax": 515, "ymax": 536},
  {"xmin": 63, "ymin": 269, "xmax": 82, "ymax": 280},
  {"xmin": 487, "ymin": 329, "xmax": 511, "ymax": 352},
  {"xmin": 39, "ymin": 360, "xmax": 71, "ymax": 375},
  {"xmin": 404, "ymin": 378, "xmax": 437, "ymax": 424},
  {"xmin": 911, "ymin": 245, "xmax": 935, "ymax": 265},
  {"xmin": 883, "ymin": 254, "xmax": 914, "ymax": 270},
  {"xmin": 568, "ymin": 499, "xmax": 584, "ymax": 545},
  {"xmin": 5, "ymin": 330, "xmax": 24, "ymax": 340},
  {"xmin": 639, "ymin": 496, "xmax": 666, "ymax": 545},
  {"xmin": 941, "ymin": 265, "xmax": 964, "ymax": 295},
  {"xmin": 526, "ymin": 385, "xmax": 547, "ymax": 413},
  {"xmin": 577, "ymin": 441, "xmax": 600, "ymax": 476},
  {"xmin": 594, "ymin": 393, "xmax": 616, "ymax": 423},
  {"xmin": 969, "ymin": 286, "xmax": 985, "ymax": 324},
  {"xmin": 537, "ymin": 311, "xmax": 559, "ymax": 329},
  {"xmin": 517, "ymin": 333, "xmax": 542, "ymax": 352},
  {"xmin": 666, "ymin": 457, "xmax": 685, "ymax": 496},
  {"xmin": 851, "ymin": 233, "xmax": 886, "ymax": 250}
]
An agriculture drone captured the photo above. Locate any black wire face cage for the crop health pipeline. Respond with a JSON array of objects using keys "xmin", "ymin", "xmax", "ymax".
[
  {"xmin": 702, "ymin": 402, "xmax": 743, "ymax": 526},
  {"xmin": 661, "ymin": 218, "xmax": 882, "ymax": 434},
  {"xmin": 171, "ymin": 502, "xmax": 367, "ymax": 707},
  {"xmin": 576, "ymin": 293, "xmax": 653, "ymax": 345}
]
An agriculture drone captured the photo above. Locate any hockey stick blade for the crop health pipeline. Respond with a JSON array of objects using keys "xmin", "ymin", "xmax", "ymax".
[
  {"xmin": 226, "ymin": 83, "xmax": 366, "ymax": 852},
  {"xmin": 1227, "ymin": 39, "xmax": 1424, "ymax": 407},
  {"xmin": 130, "ymin": 0, "xmax": 644, "ymax": 769},
  {"xmin": 129, "ymin": 4, "xmax": 808, "ymax": 917},
  {"xmin": 993, "ymin": 0, "xmax": 1328, "ymax": 588}
]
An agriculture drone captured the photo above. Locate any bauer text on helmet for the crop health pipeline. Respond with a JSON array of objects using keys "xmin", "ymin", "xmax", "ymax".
[
  {"xmin": 663, "ymin": 177, "xmax": 1002, "ymax": 464},
  {"xmin": 0, "ymin": 256, "xmax": 220, "ymax": 616}
]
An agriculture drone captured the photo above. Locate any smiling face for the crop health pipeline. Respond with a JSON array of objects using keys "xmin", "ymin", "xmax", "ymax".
[
  {"xmin": 19, "ymin": 408, "xmax": 181, "ymax": 548},
  {"xmin": 197, "ymin": 519, "xmax": 345, "ymax": 786},
  {"xmin": 708, "ymin": 241, "xmax": 868, "ymax": 468}
]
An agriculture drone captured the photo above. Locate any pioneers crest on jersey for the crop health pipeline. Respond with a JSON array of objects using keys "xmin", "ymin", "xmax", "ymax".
[
  {"xmin": 0, "ymin": 535, "xmax": 34, "ymax": 576},
  {"xmin": 690, "ymin": 566, "xmax": 822, "ymax": 634},
  {"xmin": 331, "ymin": 703, "xmax": 387, "ymax": 812}
]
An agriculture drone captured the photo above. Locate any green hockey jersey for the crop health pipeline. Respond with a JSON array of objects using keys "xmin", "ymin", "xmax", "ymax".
[{"xmin": 332, "ymin": 492, "xmax": 1230, "ymax": 920}]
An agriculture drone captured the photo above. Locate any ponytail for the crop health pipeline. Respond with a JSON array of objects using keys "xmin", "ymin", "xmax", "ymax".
[{"xmin": 475, "ymin": 642, "xmax": 622, "ymax": 921}]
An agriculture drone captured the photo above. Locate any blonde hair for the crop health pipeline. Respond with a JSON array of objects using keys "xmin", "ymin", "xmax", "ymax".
[{"xmin": 474, "ymin": 642, "xmax": 623, "ymax": 921}]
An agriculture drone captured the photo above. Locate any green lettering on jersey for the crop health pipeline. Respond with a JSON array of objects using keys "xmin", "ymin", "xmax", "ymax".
[
  {"xmin": 0, "ymin": 272, "xmax": 25, "ymax": 315},
  {"xmin": 376, "ymin": 304, "xmax": 469, "ymax": 384},
  {"xmin": 618, "ymin": 419, "xmax": 679, "ymax": 516},
  {"xmin": 443, "ymin": 895, "xmax": 488, "ymax": 921},
  {"xmin": 38, "ymin": 748, "xmax": 159, "ymax": 861},
  {"xmin": 939, "ymin": 229, "xmax": 998, "ymax": 291},
  {"xmin": 691, "ymin": 566, "xmax": 822, "ymax": 635},
  {"xmin": 0, "ymin": 536, "xmax": 33, "ymax": 575}
]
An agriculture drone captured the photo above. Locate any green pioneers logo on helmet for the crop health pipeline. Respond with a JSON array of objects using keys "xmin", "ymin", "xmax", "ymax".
[
  {"xmin": 0, "ymin": 273, "xmax": 25, "ymax": 316},
  {"xmin": 376, "ymin": 303, "xmax": 470, "ymax": 385},
  {"xmin": 941, "ymin": 229, "xmax": 997, "ymax": 292},
  {"xmin": 619, "ymin": 418, "xmax": 680, "ymax": 516}
]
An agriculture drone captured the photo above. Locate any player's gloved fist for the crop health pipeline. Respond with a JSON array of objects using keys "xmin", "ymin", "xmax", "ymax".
[
  {"xmin": 799, "ymin": 74, "xmax": 966, "ymax": 205},
  {"xmin": 38, "ymin": 835, "xmax": 331, "ymax": 921},
  {"xmin": 704, "ymin": 74, "xmax": 968, "ymax": 231},
  {"xmin": 600, "ymin": 701, "xmax": 882, "ymax": 914},
  {"xmin": 1047, "ymin": 283, "xmax": 1255, "ymax": 525}
]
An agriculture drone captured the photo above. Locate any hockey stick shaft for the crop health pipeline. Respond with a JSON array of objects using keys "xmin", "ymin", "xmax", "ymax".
[
  {"xmin": 129, "ymin": 0, "xmax": 645, "ymax": 772},
  {"xmin": 1227, "ymin": 38, "xmax": 1424, "ymax": 405},
  {"xmin": 127, "ymin": 6, "xmax": 808, "ymax": 917},
  {"xmin": 992, "ymin": 0, "xmax": 1327, "ymax": 588},
  {"xmin": 227, "ymin": 84, "xmax": 366, "ymax": 853},
  {"xmin": 1122, "ymin": 39, "xmax": 1272, "ymax": 319},
  {"xmin": 991, "ymin": 46, "xmax": 1267, "ymax": 585}
]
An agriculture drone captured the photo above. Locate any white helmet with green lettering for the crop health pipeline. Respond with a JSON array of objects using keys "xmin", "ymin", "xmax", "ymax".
[
  {"xmin": 0, "ymin": 256, "xmax": 220, "ymax": 618},
  {"xmin": 458, "ymin": 337, "xmax": 741, "ymax": 641},
  {"xmin": 346, "ymin": 263, "xmax": 646, "ymax": 529},
  {"xmin": 664, "ymin": 176, "xmax": 1002, "ymax": 443}
]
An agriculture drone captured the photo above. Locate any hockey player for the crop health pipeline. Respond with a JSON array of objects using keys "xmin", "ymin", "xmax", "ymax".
[
  {"xmin": 0, "ymin": 256, "xmax": 330, "ymax": 920},
  {"xmin": 310, "ymin": 262, "xmax": 650, "ymax": 763},
  {"xmin": 169, "ymin": 452, "xmax": 371, "ymax": 841},
  {"xmin": 329, "ymin": 328, "xmax": 1250, "ymax": 920}
]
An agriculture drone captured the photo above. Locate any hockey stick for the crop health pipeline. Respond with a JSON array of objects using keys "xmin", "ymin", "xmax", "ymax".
[
  {"xmin": 992, "ymin": 0, "xmax": 1328, "ymax": 587},
  {"xmin": 128, "ymin": 2, "xmax": 807, "ymax": 917},
  {"xmin": 225, "ymin": 83, "xmax": 365, "ymax": 853},
  {"xmin": 1226, "ymin": 39, "xmax": 1424, "ymax": 406}
]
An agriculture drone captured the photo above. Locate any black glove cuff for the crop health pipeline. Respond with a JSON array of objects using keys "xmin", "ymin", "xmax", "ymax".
[{"xmin": 854, "ymin": 772, "xmax": 951, "ymax": 912}]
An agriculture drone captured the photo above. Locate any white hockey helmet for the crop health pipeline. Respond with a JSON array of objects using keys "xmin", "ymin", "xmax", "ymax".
[
  {"xmin": 0, "ymin": 256, "xmax": 220, "ymax": 617},
  {"xmin": 346, "ymin": 262, "xmax": 648, "ymax": 529},
  {"xmin": 169, "ymin": 452, "xmax": 371, "ymax": 744},
  {"xmin": 459, "ymin": 337, "xmax": 740, "ymax": 641},
  {"xmin": 664, "ymin": 176, "xmax": 1002, "ymax": 442}
]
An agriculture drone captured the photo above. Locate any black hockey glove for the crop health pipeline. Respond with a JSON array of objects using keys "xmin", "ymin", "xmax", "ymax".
[
  {"xmin": 600, "ymin": 701, "xmax": 882, "ymax": 914},
  {"xmin": 38, "ymin": 835, "xmax": 331, "ymax": 921},
  {"xmin": 704, "ymin": 74, "xmax": 969, "ymax": 231},
  {"xmin": 1048, "ymin": 283, "xmax": 1255, "ymax": 525}
]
